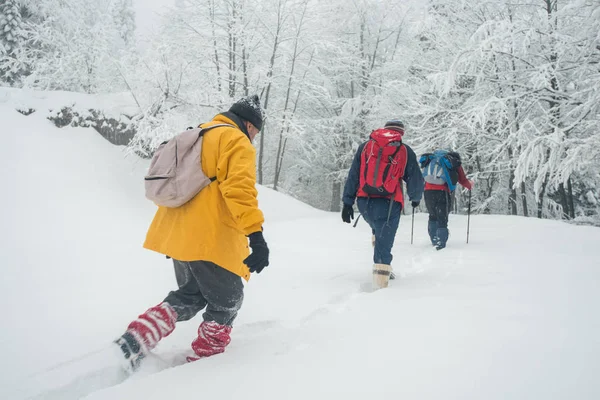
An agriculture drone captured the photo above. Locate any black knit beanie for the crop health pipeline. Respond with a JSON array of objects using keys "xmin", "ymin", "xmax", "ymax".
[
  {"xmin": 384, "ymin": 119, "xmax": 405, "ymax": 132},
  {"xmin": 229, "ymin": 95, "xmax": 264, "ymax": 131}
]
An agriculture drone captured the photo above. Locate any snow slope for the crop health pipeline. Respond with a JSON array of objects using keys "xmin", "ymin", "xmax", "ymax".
[{"xmin": 1, "ymin": 100, "xmax": 600, "ymax": 400}]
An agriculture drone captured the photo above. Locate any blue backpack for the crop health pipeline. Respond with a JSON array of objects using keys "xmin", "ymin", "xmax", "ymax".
[{"xmin": 419, "ymin": 150, "xmax": 461, "ymax": 191}]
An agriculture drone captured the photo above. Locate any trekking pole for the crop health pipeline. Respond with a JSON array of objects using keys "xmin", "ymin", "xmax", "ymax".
[
  {"xmin": 411, "ymin": 206, "xmax": 415, "ymax": 245},
  {"xmin": 353, "ymin": 213, "xmax": 362, "ymax": 228},
  {"xmin": 467, "ymin": 190, "xmax": 472, "ymax": 244}
]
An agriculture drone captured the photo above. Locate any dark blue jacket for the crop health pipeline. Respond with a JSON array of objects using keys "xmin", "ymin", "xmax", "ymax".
[{"xmin": 342, "ymin": 142, "xmax": 424, "ymax": 207}]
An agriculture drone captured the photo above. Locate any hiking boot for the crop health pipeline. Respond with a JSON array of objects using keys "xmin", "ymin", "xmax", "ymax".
[
  {"xmin": 115, "ymin": 302, "xmax": 178, "ymax": 372},
  {"xmin": 373, "ymin": 263, "xmax": 392, "ymax": 289},
  {"xmin": 114, "ymin": 331, "xmax": 145, "ymax": 373},
  {"xmin": 436, "ymin": 227, "xmax": 449, "ymax": 250},
  {"xmin": 428, "ymin": 220, "xmax": 438, "ymax": 246}
]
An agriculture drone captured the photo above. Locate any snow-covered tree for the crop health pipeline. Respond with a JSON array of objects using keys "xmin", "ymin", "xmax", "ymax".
[
  {"xmin": 11, "ymin": 0, "xmax": 595, "ymax": 221},
  {"xmin": 404, "ymin": 0, "xmax": 600, "ymax": 220},
  {"xmin": 111, "ymin": 0, "xmax": 136, "ymax": 45},
  {"xmin": 0, "ymin": 0, "xmax": 21, "ymax": 54},
  {"xmin": 13, "ymin": 0, "xmax": 135, "ymax": 93},
  {"xmin": 288, "ymin": 0, "xmax": 418, "ymax": 211},
  {"xmin": 0, "ymin": 0, "xmax": 24, "ymax": 84}
]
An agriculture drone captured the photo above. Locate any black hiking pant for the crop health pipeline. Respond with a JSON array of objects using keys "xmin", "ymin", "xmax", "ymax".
[
  {"xmin": 424, "ymin": 189, "xmax": 452, "ymax": 247},
  {"xmin": 424, "ymin": 190, "xmax": 452, "ymax": 228},
  {"xmin": 163, "ymin": 259, "xmax": 244, "ymax": 327}
]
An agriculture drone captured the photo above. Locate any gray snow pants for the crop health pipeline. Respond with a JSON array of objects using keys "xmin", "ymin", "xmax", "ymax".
[{"xmin": 162, "ymin": 259, "xmax": 244, "ymax": 327}]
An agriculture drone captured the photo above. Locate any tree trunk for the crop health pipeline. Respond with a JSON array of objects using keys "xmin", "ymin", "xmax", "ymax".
[
  {"xmin": 258, "ymin": 0, "xmax": 283, "ymax": 185},
  {"xmin": 273, "ymin": 138, "xmax": 287, "ymax": 191},
  {"xmin": 508, "ymin": 170, "xmax": 518, "ymax": 215},
  {"xmin": 538, "ymin": 172, "xmax": 550, "ymax": 218},
  {"xmin": 544, "ymin": 0, "xmax": 566, "ymax": 220},
  {"xmin": 330, "ymin": 181, "xmax": 342, "ymax": 212},
  {"xmin": 208, "ymin": 0, "xmax": 222, "ymax": 93},
  {"xmin": 273, "ymin": 2, "xmax": 308, "ymax": 191},
  {"xmin": 567, "ymin": 177, "xmax": 575, "ymax": 219},
  {"xmin": 242, "ymin": 45, "xmax": 248, "ymax": 96},
  {"xmin": 520, "ymin": 181, "xmax": 528, "ymax": 217},
  {"xmin": 474, "ymin": 152, "xmax": 496, "ymax": 214},
  {"xmin": 507, "ymin": 147, "xmax": 517, "ymax": 215},
  {"xmin": 558, "ymin": 183, "xmax": 570, "ymax": 219},
  {"xmin": 227, "ymin": 0, "xmax": 238, "ymax": 98},
  {"xmin": 239, "ymin": 3, "xmax": 248, "ymax": 96}
]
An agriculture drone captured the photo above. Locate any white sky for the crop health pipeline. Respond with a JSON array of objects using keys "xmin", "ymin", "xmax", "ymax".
[{"xmin": 132, "ymin": 0, "xmax": 176, "ymax": 37}]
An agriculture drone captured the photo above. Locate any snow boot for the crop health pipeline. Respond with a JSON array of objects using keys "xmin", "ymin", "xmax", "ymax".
[
  {"xmin": 115, "ymin": 302, "xmax": 177, "ymax": 373},
  {"xmin": 436, "ymin": 227, "xmax": 449, "ymax": 250},
  {"xmin": 428, "ymin": 220, "xmax": 439, "ymax": 246},
  {"xmin": 373, "ymin": 263, "xmax": 392, "ymax": 289},
  {"xmin": 114, "ymin": 331, "xmax": 145, "ymax": 373},
  {"xmin": 186, "ymin": 321, "xmax": 233, "ymax": 362},
  {"xmin": 371, "ymin": 235, "xmax": 395, "ymax": 279}
]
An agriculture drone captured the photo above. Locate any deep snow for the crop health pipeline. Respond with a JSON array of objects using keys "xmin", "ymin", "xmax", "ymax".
[{"xmin": 1, "ymin": 96, "xmax": 599, "ymax": 400}]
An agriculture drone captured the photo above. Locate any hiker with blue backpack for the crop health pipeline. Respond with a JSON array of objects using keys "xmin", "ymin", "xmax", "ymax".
[
  {"xmin": 420, "ymin": 150, "xmax": 473, "ymax": 250},
  {"xmin": 341, "ymin": 120, "xmax": 424, "ymax": 289},
  {"xmin": 114, "ymin": 95, "xmax": 270, "ymax": 372}
]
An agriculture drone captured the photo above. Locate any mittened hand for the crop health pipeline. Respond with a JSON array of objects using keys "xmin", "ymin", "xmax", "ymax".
[
  {"xmin": 341, "ymin": 204, "xmax": 354, "ymax": 223},
  {"xmin": 468, "ymin": 180, "xmax": 475, "ymax": 190},
  {"xmin": 244, "ymin": 231, "xmax": 270, "ymax": 273},
  {"xmin": 411, "ymin": 200, "xmax": 420, "ymax": 208}
]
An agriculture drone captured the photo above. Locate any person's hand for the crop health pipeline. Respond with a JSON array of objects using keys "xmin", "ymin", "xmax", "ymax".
[
  {"xmin": 244, "ymin": 231, "xmax": 269, "ymax": 273},
  {"xmin": 341, "ymin": 204, "xmax": 354, "ymax": 223},
  {"xmin": 411, "ymin": 200, "xmax": 420, "ymax": 208}
]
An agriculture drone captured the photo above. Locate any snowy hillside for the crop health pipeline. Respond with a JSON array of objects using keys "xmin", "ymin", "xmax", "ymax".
[{"xmin": 1, "ymin": 102, "xmax": 600, "ymax": 400}]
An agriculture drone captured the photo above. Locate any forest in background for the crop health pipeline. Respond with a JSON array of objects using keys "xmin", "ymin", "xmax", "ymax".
[{"xmin": 1, "ymin": 0, "xmax": 599, "ymax": 222}]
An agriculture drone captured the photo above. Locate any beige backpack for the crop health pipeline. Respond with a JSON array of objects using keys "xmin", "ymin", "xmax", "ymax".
[{"xmin": 144, "ymin": 124, "xmax": 234, "ymax": 208}]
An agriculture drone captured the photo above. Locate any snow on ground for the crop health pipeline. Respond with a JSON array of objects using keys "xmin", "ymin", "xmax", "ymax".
[{"xmin": 1, "ymin": 99, "xmax": 600, "ymax": 400}]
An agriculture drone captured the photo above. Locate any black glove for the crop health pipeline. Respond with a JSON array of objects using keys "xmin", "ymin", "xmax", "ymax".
[
  {"xmin": 411, "ymin": 200, "xmax": 420, "ymax": 208},
  {"xmin": 341, "ymin": 204, "xmax": 354, "ymax": 223},
  {"xmin": 244, "ymin": 231, "xmax": 270, "ymax": 273}
]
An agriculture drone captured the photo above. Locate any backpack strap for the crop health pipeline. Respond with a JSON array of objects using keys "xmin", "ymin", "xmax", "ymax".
[
  {"xmin": 387, "ymin": 142, "xmax": 402, "ymax": 162},
  {"xmin": 371, "ymin": 145, "xmax": 384, "ymax": 188},
  {"xmin": 419, "ymin": 153, "xmax": 433, "ymax": 169},
  {"xmin": 385, "ymin": 144, "xmax": 405, "ymax": 223},
  {"xmin": 386, "ymin": 192, "xmax": 395, "ymax": 224},
  {"xmin": 198, "ymin": 123, "xmax": 236, "ymax": 138},
  {"xmin": 194, "ymin": 123, "xmax": 236, "ymax": 183}
]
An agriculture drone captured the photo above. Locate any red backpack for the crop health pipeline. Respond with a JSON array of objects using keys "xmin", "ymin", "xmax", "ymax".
[{"xmin": 358, "ymin": 128, "xmax": 408, "ymax": 199}]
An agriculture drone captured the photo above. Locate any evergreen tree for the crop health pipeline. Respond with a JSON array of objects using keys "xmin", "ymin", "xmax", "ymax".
[{"xmin": 0, "ymin": 0, "xmax": 23, "ymax": 84}]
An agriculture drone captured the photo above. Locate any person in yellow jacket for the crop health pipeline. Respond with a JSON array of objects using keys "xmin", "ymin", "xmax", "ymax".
[{"xmin": 114, "ymin": 95, "xmax": 270, "ymax": 372}]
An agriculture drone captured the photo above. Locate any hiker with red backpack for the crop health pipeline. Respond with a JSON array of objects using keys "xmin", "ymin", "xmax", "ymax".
[
  {"xmin": 419, "ymin": 150, "xmax": 473, "ymax": 250},
  {"xmin": 341, "ymin": 119, "xmax": 424, "ymax": 289},
  {"xmin": 114, "ymin": 95, "xmax": 270, "ymax": 372}
]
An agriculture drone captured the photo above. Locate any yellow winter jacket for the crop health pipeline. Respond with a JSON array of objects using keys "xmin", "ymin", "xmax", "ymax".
[{"xmin": 143, "ymin": 114, "xmax": 264, "ymax": 281}]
